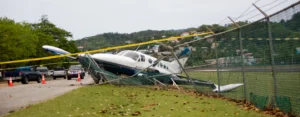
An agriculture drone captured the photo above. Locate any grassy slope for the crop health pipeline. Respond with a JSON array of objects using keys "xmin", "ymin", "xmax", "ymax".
[{"xmin": 6, "ymin": 85, "xmax": 271, "ymax": 117}]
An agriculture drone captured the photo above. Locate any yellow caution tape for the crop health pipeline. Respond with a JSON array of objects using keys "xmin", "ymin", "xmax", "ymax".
[
  {"xmin": 0, "ymin": 62, "xmax": 79, "ymax": 71},
  {"xmin": 275, "ymin": 38, "xmax": 281, "ymax": 40},
  {"xmin": 0, "ymin": 32, "xmax": 213, "ymax": 65}
]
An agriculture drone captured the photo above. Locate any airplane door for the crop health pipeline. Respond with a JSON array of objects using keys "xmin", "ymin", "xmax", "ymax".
[{"xmin": 135, "ymin": 54, "xmax": 147, "ymax": 69}]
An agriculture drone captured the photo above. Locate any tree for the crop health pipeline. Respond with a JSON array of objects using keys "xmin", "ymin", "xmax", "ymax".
[
  {"xmin": 0, "ymin": 16, "xmax": 79, "ymax": 69},
  {"xmin": 0, "ymin": 17, "xmax": 38, "ymax": 68}
]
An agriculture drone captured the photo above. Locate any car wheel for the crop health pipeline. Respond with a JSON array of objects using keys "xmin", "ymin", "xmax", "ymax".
[
  {"xmin": 37, "ymin": 76, "xmax": 42, "ymax": 83},
  {"xmin": 53, "ymin": 77, "xmax": 56, "ymax": 80},
  {"xmin": 67, "ymin": 77, "xmax": 71, "ymax": 80},
  {"xmin": 64, "ymin": 76, "xmax": 66, "ymax": 79},
  {"xmin": 21, "ymin": 76, "xmax": 29, "ymax": 84}
]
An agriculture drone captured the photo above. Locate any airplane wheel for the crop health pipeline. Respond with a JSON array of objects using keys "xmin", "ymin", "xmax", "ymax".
[{"xmin": 37, "ymin": 76, "xmax": 41, "ymax": 83}]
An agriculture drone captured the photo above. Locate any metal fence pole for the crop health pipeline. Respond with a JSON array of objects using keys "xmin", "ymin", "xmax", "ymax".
[
  {"xmin": 214, "ymin": 38, "xmax": 221, "ymax": 96},
  {"xmin": 266, "ymin": 17, "xmax": 278, "ymax": 104},
  {"xmin": 238, "ymin": 29, "xmax": 247, "ymax": 100},
  {"xmin": 228, "ymin": 17, "xmax": 247, "ymax": 100},
  {"xmin": 253, "ymin": 3, "xmax": 278, "ymax": 106},
  {"xmin": 206, "ymin": 27, "xmax": 221, "ymax": 96}
]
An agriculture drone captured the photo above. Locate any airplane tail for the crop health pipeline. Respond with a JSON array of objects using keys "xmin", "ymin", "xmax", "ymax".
[{"xmin": 169, "ymin": 47, "xmax": 191, "ymax": 73}]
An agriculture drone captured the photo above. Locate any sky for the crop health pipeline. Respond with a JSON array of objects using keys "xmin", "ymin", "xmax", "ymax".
[{"xmin": 0, "ymin": 0, "xmax": 298, "ymax": 40}]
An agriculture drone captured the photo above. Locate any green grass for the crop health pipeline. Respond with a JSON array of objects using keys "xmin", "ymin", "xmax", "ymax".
[
  {"xmin": 6, "ymin": 85, "xmax": 271, "ymax": 117},
  {"xmin": 185, "ymin": 71, "xmax": 300, "ymax": 115}
]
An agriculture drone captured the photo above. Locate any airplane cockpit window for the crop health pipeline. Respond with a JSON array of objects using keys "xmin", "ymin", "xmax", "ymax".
[
  {"xmin": 148, "ymin": 59, "xmax": 153, "ymax": 64},
  {"xmin": 141, "ymin": 55, "xmax": 145, "ymax": 62},
  {"xmin": 163, "ymin": 65, "xmax": 167, "ymax": 69},
  {"xmin": 123, "ymin": 51, "xmax": 139, "ymax": 61},
  {"xmin": 160, "ymin": 63, "xmax": 163, "ymax": 67},
  {"xmin": 117, "ymin": 51, "xmax": 127, "ymax": 55}
]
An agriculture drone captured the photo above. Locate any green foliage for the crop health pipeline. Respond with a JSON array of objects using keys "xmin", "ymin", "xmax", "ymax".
[
  {"xmin": 0, "ymin": 18, "xmax": 38, "ymax": 67},
  {"xmin": 76, "ymin": 30, "xmax": 181, "ymax": 51},
  {"xmin": 0, "ymin": 15, "xmax": 79, "ymax": 69}
]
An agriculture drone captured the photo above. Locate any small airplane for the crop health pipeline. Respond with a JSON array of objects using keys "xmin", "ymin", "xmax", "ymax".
[{"xmin": 42, "ymin": 45, "xmax": 243, "ymax": 92}]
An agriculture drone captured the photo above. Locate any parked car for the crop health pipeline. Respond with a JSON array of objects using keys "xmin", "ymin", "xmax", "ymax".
[
  {"xmin": 3, "ymin": 66, "xmax": 42, "ymax": 84},
  {"xmin": 36, "ymin": 67, "xmax": 49, "ymax": 77},
  {"xmin": 52, "ymin": 67, "xmax": 66, "ymax": 80},
  {"xmin": 67, "ymin": 65, "xmax": 85, "ymax": 80},
  {"xmin": 48, "ymin": 70, "xmax": 54, "ymax": 76}
]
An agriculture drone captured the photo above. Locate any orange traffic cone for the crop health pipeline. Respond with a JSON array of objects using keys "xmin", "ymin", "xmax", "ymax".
[
  {"xmin": 41, "ymin": 74, "xmax": 46, "ymax": 84},
  {"xmin": 8, "ymin": 77, "xmax": 13, "ymax": 87},
  {"xmin": 77, "ymin": 73, "xmax": 81, "ymax": 82}
]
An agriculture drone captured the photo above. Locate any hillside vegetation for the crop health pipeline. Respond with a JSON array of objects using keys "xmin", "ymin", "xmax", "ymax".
[{"xmin": 75, "ymin": 13, "xmax": 300, "ymax": 67}]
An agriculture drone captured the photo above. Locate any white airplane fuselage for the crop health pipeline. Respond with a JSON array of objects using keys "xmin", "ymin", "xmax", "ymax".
[{"xmin": 89, "ymin": 50, "xmax": 188, "ymax": 76}]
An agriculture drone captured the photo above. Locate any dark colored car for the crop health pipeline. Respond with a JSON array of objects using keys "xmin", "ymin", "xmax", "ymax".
[
  {"xmin": 3, "ymin": 66, "xmax": 42, "ymax": 84},
  {"xmin": 67, "ymin": 65, "xmax": 85, "ymax": 80}
]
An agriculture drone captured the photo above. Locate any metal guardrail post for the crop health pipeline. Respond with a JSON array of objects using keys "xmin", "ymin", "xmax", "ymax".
[
  {"xmin": 253, "ymin": 3, "xmax": 278, "ymax": 106},
  {"xmin": 228, "ymin": 16, "xmax": 247, "ymax": 100}
]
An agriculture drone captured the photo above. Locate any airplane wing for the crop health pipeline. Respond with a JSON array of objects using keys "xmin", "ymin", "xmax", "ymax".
[
  {"xmin": 42, "ymin": 45, "xmax": 77, "ymax": 60},
  {"xmin": 174, "ymin": 75, "xmax": 243, "ymax": 92}
]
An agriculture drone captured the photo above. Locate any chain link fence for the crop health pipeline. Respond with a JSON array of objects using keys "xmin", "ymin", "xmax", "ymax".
[{"xmin": 186, "ymin": 1, "xmax": 300, "ymax": 115}]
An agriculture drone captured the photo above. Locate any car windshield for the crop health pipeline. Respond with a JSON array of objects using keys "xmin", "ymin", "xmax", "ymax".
[
  {"xmin": 36, "ymin": 67, "xmax": 48, "ymax": 72},
  {"xmin": 123, "ymin": 51, "xmax": 139, "ymax": 61},
  {"xmin": 54, "ymin": 68, "xmax": 64, "ymax": 71},
  {"xmin": 37, "ymin": 69, "xmax": 47, "ymax": 72},
  {"xmin": 69, "ymin": 65, "xmax": 82, "ymax": 70}
]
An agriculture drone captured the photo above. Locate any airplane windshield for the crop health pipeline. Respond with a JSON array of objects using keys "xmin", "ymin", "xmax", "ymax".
[
  {"xmin": 116, "ymin": 51, "xmax": 127, "ymax": 55},
  {"xmin": 123, "ymin": 51, "xmax": 139, "ymax": 61}
]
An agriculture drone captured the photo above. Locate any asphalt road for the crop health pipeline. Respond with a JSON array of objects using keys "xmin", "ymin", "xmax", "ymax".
[{"xmin": 0, "ymin": 74, "xmax": 94, "ymax": 117}]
